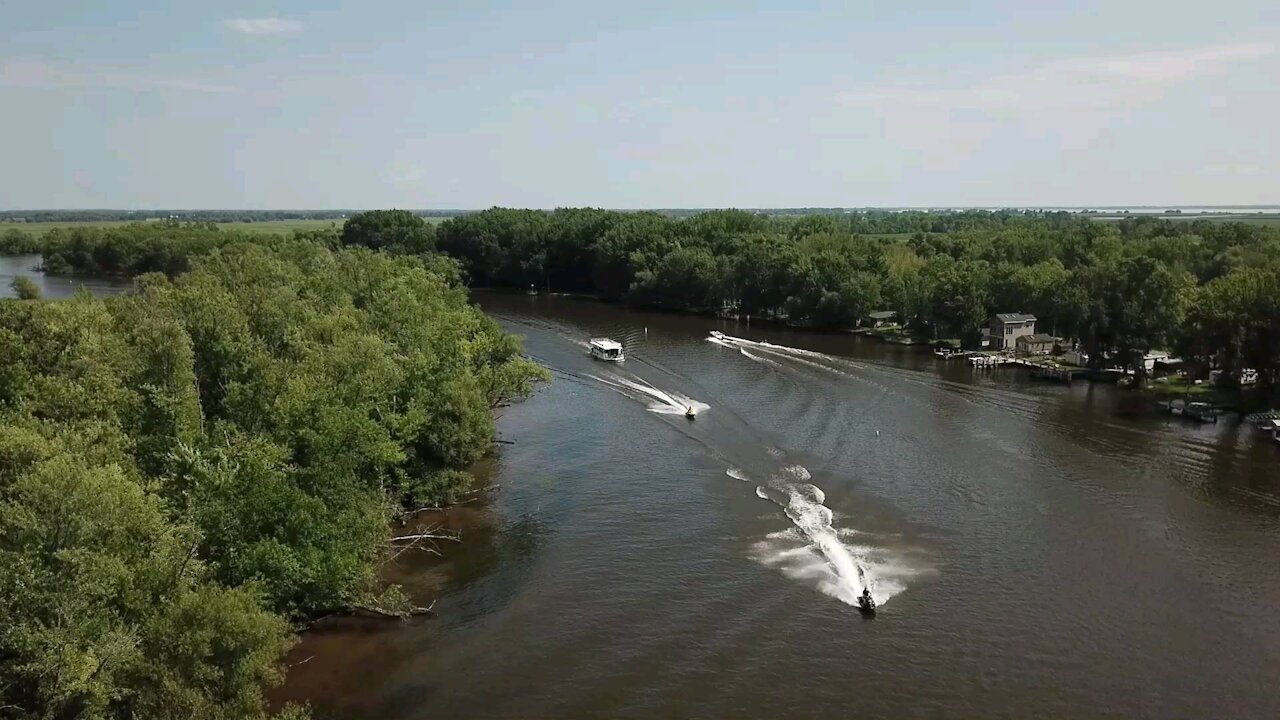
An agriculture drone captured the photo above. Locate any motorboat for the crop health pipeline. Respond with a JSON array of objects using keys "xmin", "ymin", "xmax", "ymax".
[
  {"xmin": 588, "ymin": 338, "xmax": 624, "ymax": 362},
  {"xmin": 1166, "ymin": 399, "xmax": 1218, "ymax": 423},
  {"xmin": 857, "ymin": 587, "xmax": 876, "ymax": 616},
  {"xmin": 710, "ymin": 330, "xmax": 727, "ymax": 341}
]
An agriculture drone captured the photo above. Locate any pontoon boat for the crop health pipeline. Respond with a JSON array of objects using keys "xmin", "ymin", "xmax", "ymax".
[{"xmin": 588, "ymin": 338, "xmax": 625, "ymax": 362}]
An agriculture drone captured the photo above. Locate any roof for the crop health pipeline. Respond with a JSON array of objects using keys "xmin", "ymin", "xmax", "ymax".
[
  {"xmin": 867, "ymin": 310, "xmax": 898, "ymax": 320},
  {"xmin": 589, "ymin": 338, "xmax": 622, "ymax": 350},
  {"xmin": 993, "ymin": 313, "xmax": 1037, "ymax": 323},
  {"xmin": 1016, "ymin": 333, "xmax": 1057, "ymax": 344}
]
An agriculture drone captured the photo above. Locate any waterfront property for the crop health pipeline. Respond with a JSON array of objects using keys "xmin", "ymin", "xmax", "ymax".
[
  {"xmin": 986, "ymin": 313, "xmax": 1036, "ymax": 350},
  {"xmin": 1016, "ymin": 333, "xmax": 1057, "ymax": 355},
  {"xmin": 865, "ymin": 310, "xmax": 898, "ymax": 328}
]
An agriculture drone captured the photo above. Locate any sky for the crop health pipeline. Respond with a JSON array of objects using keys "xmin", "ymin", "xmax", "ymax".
[{"xmin": 1, "ymin": 0, "xmax": 1278, "ymax": 209}]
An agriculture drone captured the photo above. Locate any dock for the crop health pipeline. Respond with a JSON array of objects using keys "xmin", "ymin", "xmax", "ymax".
[{"xmin": 967, "ymin": 354, "xmax": 1085, "ymax": 382}]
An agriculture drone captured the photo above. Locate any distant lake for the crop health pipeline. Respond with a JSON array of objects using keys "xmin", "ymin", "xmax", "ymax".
[{"xmin": 0, "ymin": 254, "xmax": 133, "ymax": 300}]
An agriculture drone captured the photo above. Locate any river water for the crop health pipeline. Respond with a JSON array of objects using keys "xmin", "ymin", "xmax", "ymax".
[
  {"xmin": 280, "ymin": 292, "xmax": 1280, "ymax": 719},
  {"xmin": 0, "ymin": 255, "xmax": 132, "ymax": 299}
]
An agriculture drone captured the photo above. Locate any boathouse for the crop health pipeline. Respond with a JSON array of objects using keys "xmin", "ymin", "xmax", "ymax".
[{"xmin": 1015, "ymin": 333, "xmax": 1057, "ymax": 355}]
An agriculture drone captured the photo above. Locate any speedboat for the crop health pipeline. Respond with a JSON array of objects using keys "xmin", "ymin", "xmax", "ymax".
[
  {"xmin": 710, "ymin": 330, "xmax": 727, "ymax": 341},
  {"xmin": 857, "ymin": 588, "xmax": 876, "ymax": 616}
]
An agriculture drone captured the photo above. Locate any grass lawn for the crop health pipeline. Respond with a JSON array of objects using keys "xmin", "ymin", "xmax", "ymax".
[{"xmin": 1144, "ymin": 376, "xmax": 1213, "ymax": 397}]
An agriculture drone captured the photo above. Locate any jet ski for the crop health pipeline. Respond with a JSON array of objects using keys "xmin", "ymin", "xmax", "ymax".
[
  {"xmin": 857, "ymin": 587, "xmax": 876, "ymax": 616},
  {"xmin": 685, "ymin": 405, "xmax": 697, "ymax": 420}
]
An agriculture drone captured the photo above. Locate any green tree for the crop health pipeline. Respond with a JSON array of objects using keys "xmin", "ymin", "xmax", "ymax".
[
  {"xmin": 340, "ymin": 209, "xmax": 436, "ymax": 254},
  {"xmin": 9, "ymin": 275, "xmax": 40, "ymax": 300}
]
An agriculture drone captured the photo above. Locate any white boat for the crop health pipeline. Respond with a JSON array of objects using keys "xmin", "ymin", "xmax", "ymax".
[
  {"xmin": 710, "ymin": 330, "xmax": 727, "ymax": 341},
  {"xmin": 588, "ymin": 338, "xmax": 625, "ymax": 362}
]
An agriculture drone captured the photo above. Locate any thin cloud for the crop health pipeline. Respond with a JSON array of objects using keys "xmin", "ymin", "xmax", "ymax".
[
  {"xmin": 225, "ymin": 17, "xmax": 303, "ymax": 36},
  {"xmin": 1, "ymin": 58, "xmax": 240, "ymax": 94},
  {"xmin": 838, "ymin": 41, "xmax": 1274, "ymax": 159}
]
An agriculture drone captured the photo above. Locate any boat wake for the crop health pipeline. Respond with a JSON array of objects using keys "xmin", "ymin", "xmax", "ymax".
[
  {"xmin": 709, "ymin": 331, "xmax": 869, "ymax": 377},
  {"xmin": 732, "ymin": 464, "xmax": 915, "ymax": 608},
  {"xmin": 589, "ymin": 372, "xmax": 710, "ymax": 416},
  {"xmin": 711, "ymin": 332, "xmax": 843, "ymax": 361}
]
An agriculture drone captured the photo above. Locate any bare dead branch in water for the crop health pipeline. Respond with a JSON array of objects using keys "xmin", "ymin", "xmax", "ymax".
[
  {"xmin": 383, "ymin": 524, "xmax": 460, "ymax": 564},
  {"xmin": 385, "ymin": 541, "xmax": 440, "ymax": 564},
  {"xmin": 302, "ymin": 599, "xmax": 437, "ymax": 628},
  {"xmin": 395, "ymin": 484, "xmax": 500, "ymax": 520},
  {"xmin": 290, "ymin": 655, "xmax": 315, "ymax": 668},
  {"xmin": 492, "ymin": 438, "xmax": 516, "ymax": 444},
  {"xmin": 349, "ymin": 600, "xmax": 436, "ymax": 619},
  {"xmin": 390, "ymin": 531, "xmax": 461, "ymax": 543}
]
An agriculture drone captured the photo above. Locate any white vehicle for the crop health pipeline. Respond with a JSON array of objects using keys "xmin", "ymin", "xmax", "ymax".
[{"xmin": 589, "ymin": 338, "xmax": 625, "ymax": 362}]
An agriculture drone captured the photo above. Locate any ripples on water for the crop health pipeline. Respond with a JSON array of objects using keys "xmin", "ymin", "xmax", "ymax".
[{"xmin": 280, "ymin": 293, "xmax": 1280, "ymax": 720}]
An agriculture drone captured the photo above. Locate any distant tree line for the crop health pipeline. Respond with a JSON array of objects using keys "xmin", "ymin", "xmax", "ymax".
[
  {"xmin": 5, "ymin": 209, "xmax": 1279, "ymax": 397},
  {"xmin": 0, "ymin": 209, "xmax": 466, "ymax": 223},
  {"xmin": 0, "ymin": 239, "xmax": 546, "ymax": 718},
  {"xmin": 427, "ymin": 208, "xmax": 1280, "ymax": 399}
]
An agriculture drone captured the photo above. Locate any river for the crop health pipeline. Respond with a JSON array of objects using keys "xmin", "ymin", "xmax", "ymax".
[
  {"xmin": 0, "ymin": 254, "xmax": 132, "ymax": 299},
  {"xmin": 278, "ymin": 292, "xmax": 1280, "ymax": 718}
]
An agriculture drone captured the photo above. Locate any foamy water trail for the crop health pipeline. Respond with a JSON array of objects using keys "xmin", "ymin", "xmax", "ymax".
[
  {"xmin": 710, "ymin": 333, "xmax": 867, "ymax": 380},
  {"xmin": 589, "ymin": 372, "xmax": 710, "ymax": 416},
  {"xmin": 739, "ymin": 347, "xmax": 782, "ymax": 367},
  {"xmin": 730, "ymin": 465, "xmax": 913, "ymax": 608},
  {"xmin": 712, "ymin": 332, "xmax": 844, "ymax": 362}
]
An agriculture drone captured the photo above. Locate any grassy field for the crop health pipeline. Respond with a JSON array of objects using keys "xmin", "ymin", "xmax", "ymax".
[
  {"xmin": 0, "ymin": 216, "xmax": 452, "ymax": 238},
  {"xmin": 0, "ymin": 219, "xmax": 342, "ymax": 237},
  {"xmin": 1092, "ymin": 214, "xmax": 1280, "ymax": 227}
]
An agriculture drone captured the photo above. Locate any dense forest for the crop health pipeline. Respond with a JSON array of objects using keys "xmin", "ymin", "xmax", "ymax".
[
  {"xmin": 6, "ymin": 210, "xmax": 1279, "ymax": 397},
  {"xmin": 430, "ymin": 208, "xmax": 1280, "ymax": 396},
  {"xmin": 6, "ymin": 209, "xmax": 1280, "ymax": 398},
  {"xmin": 0, "ymin": 236, "xmax": 546, "ymax": 718}
]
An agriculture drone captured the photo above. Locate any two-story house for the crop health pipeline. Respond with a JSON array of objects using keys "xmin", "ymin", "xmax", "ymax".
[{"xmin": 988, "ymin": 313, "xmax": 1036, "ymax": 350}]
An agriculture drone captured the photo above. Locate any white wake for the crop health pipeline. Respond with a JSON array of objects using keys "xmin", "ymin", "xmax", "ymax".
[
  {"xmin": 733, "ymin": 465, "xmax": 914, "ymax": 608},
  {"xmin": 590, "ymin": 372, "xmax": 710, "ymax": 416}
]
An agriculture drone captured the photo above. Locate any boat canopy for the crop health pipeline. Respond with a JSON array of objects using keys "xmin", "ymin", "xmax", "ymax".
[{"xmin": 589, "ymin": 338, "xmax": 623, "ymax": 351}]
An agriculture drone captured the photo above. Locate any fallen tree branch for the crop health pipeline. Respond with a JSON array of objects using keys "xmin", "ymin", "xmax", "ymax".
[
  {"xmin": 385, "ymin": 542, "xmax": 441, "ymax": 564},
  {"xmin": 492, "ymin": 438, "xmax": 516, "ymax": 445},
  {"xmin": 390, "ymin": 531, "xmax": 461, "ymax": 543},
  {"xmin": 349, "ymin": 600, "xmax": 436, "ymax": 619}
]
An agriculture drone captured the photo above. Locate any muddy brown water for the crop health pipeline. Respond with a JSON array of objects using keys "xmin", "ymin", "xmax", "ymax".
[{"xmin": 275, "ymin": 292, "xmax": 1280, "ymax": 719}]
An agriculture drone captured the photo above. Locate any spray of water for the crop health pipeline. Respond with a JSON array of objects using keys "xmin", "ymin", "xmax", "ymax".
[
  {"xmin": 731, "ymin": 465, "xmax": 912, "ymax": 608},
  {"xmin": 710, "ymin": 332, "xmax": 838, "ymax": 361},
  {"xmin": 589, "ymin": 372, "xmax": 710, "ymax": 416}
]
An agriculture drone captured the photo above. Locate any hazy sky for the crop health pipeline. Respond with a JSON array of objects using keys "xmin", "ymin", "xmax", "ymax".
[{"xmin": 2, "ymin": 1, "xmax": 1277, "ymax": 209}]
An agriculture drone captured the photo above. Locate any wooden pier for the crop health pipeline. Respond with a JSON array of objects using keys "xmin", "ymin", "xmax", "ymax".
[{"xmin": 967, "ymin": 354, "xmax": 1084, "ymax": 382}]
